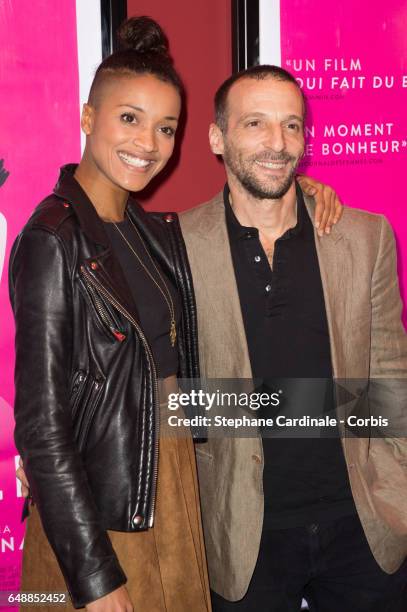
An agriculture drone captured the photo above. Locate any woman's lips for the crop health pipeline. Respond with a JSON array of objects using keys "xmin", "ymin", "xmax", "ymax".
[{"xmin": 117, "ymin": 151, "xmax": 155, "ymax": 171}]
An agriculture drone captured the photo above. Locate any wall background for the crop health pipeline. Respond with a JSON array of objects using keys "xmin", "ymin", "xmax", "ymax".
[{"xmin": 126, "ymin": 0, "xmax": 232, "ymax": 211}]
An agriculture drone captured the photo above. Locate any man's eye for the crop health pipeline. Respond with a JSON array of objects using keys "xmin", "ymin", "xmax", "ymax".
[
  {"xmin": 287, "ymin": 123, "xmax": 300, "ymax": 131},
  {"xmin": 121, "ymin": 113, "xmax": 136, "ymax": 124},
  {"xmin": 160, "ymin": 126, "xmax": 175, "ymax": 137},
  {"xmin": 246, "ymin": 121, "xmax": 260, "ymax": 128}
]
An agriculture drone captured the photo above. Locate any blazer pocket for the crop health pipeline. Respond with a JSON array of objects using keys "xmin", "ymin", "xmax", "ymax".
[{"xmin": 195, "ymin": 447, "xmax": 214, "ymax": 464}]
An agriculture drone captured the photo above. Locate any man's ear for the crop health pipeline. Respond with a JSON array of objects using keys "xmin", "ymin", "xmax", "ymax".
[
  {"xmin": 81, "ymin": 103, "xmax": 95, "ymax": 136},
  {"xmin": 209, "ymin": 123, "xmax": 225, "ymax": 155}
]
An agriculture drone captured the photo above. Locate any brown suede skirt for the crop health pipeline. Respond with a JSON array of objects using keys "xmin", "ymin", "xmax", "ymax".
[{"xmin": 21, "ymin": 416, "xmax": 211, "ymax": 611}]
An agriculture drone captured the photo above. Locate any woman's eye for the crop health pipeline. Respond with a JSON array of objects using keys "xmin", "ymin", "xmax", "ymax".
[
  {"xmin": 120, "ymin": 113, "xmax": 136, "ymax": 124},
  {"xmin": 160, "ymin": 126, "xmax": 175, "ymax": 137}
]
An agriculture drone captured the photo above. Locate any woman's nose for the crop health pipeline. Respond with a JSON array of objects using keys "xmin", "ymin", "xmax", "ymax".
[{"xmin": 133, "ymin": 126, "xmax": 158, "ymax": 153}]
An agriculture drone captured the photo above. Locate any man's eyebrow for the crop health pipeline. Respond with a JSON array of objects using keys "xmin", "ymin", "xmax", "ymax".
[
  {"xmin": 237, "ymin": 112, "xmax": 304, "ymax": 123},
  {"xmin": 284, "ymin": 114, "xmax": 304, "ymax": 123},
  {"xmin": 117, "ymin": 104, "xmax": 178, "ymax": 121},
  {"xmin": 238, "ymin": 112, "xmax": 268, "ymax": 121}
]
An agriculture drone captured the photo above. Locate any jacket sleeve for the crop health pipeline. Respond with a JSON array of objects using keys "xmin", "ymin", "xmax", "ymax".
[
  {"xmin": 370, "ymin": 216, "xmax": 407, "ymax": 377},
  {"xmin": 368, "ymin": 217, "xmax": 407, "ymax": 462},
  {"xmin": 10, "ymin": 227, "xmax": 126, "ymax": 608}
]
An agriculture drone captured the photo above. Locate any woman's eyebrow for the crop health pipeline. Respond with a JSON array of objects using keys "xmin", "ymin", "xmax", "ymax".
[
  {"xmin": 117, "ymin": 103, "xmax": 145, "ymax": 112},
  {"xmin": 117, "ymin": 104, "xmax": 178, "ymax": 121}
]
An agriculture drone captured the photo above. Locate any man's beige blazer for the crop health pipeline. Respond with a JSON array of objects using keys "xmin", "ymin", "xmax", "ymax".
[{"xmin": 180, "ymin": 189, "xmax": 407, "ymax": 601}]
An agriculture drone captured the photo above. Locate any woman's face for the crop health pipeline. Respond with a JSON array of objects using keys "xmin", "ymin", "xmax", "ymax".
[{"xmin": 82, "ymin": 73, "xmax": 181, "ymax": 193}]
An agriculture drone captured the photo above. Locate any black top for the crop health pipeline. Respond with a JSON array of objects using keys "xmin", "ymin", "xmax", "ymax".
[
  {"xmin": 104, "ymin": 217, "xmax": 180, "ymax": 379},
  {"xmin": 224, "ymin": 182, "xmax": 356, "ymax": 528}
]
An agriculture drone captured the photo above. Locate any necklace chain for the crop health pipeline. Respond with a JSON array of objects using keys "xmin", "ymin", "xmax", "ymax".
[{"xmin": 112, "ymin": 214, "xmax": 176, "ymax": 347}]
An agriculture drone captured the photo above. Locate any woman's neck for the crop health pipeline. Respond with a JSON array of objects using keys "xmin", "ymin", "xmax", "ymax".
[{"xmin": 74, "ymin": 158, "xmax": 128, "ymax": 223}]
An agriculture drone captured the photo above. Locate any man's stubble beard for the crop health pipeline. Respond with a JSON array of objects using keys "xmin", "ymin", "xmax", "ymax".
[{"xmin": 223, "ymin": 141, "xmax": 302, "ymax": 200}]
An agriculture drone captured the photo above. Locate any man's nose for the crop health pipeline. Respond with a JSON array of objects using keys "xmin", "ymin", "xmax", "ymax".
[{"xmin": 264, "ymin": 126, "xmax": 285, "ymax": 153}]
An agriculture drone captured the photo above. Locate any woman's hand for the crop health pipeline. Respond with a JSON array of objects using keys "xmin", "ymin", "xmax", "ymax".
[
  {"xmin": 86, "ymin": 586, "xmax": 133, "ymax": 612},
  {"xmin": 297, "ymin": 174, "xmax": 343, "ymax": 236},
  {"xmin": 16, "ymin": 458, "xmax": 30, "ymax": 497}
]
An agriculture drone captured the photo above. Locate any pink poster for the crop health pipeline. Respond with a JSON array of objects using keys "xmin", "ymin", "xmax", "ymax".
[
  {"xmin": 278, "ymin": 0, "xmax": 407, "ymax": 321},
  {"xmin": 0, "ymin": 1, "xmax": 81, "ymax": 605}
]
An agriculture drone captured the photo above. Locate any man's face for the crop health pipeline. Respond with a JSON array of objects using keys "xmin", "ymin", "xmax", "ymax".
[{"xmin": 211, "ymin": 77, "xmax": 305, "ymax": 199}]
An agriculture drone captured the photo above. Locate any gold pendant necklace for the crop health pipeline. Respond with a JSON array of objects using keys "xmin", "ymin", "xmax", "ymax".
[{"xmin": 112, "ymin": 214, "xmax": 177, "ymax": 347}]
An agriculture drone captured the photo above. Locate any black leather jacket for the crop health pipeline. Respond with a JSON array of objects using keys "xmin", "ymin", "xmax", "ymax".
[{"xmin": 9, "ymin": 165, "xmax": 199, "ymax": 607}]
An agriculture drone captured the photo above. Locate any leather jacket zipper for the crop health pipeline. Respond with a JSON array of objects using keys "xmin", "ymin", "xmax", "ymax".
[
  {"xmin": 83, "ymin": 278, "xmax": 126, "ymax": 341},
  {"xmin": 76, "ymin": 377, "xmax": 104, "ymax": 450},
  {"xmin": 80, "ymin": 265, "xmax": 159, "ymax": 528},
  {"xmin": 70, "ymin": 371, "xmax": 88, "ymax": 422}
]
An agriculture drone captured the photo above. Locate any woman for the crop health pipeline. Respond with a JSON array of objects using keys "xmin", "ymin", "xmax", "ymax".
[{"xmin": 11, "ymin": 16, "xmax": 341, "ymax": 612}]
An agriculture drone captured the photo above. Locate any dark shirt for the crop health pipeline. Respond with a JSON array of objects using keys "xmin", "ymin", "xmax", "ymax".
[
  {"xmin": 224, "ymin": 182, "xmax": 356, "ymax": 528},
  {"xmin": 104, "ymin": 217, "xmax": 180, "ymax": 379}
]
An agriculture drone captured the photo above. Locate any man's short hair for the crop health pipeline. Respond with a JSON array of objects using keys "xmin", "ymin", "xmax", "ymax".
[{"xmin": 214, "ymin": 65, "xmax": 303, "ymax": 132}]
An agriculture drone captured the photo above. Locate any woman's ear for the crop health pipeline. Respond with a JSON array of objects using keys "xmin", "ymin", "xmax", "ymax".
[{"xmin": 81, "ymin": 103, "xmax": 95, "ymax": 136}]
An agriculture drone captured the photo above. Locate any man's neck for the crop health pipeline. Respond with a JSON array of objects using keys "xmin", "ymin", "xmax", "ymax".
[{"xmin": 227, "ymin": 174, "xmax": 297, "ymax": 245}]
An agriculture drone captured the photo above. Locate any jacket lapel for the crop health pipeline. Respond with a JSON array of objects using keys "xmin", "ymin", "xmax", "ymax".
[
  {"xmin": 54, "ymin": 165, "xmax": 142, "ymax": 324},
  {"xmin": 303, "ymin": 193, "xmax": 351, "ymax": 379},
  {"xmin": 181, "ymin": 193, "xmax": 252, "ymax": 379},
  {"xmin": 83, "ymin": 247, "xmax": 142, "ymax": 324}
]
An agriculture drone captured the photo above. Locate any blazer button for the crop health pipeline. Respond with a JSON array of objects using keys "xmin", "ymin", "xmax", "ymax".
[
  {"xmin": 90, "ymin": 261, "xmax": 98, "ymax": 270},
  {"xmin": 132, "ymin": 515, "xmax": 143, "ymax": 526},
  {"xmin": 251, "ymin": 454, "xmax": 262, "ymax": 464},
  {"xmin": 63, "ymin": 202, "xmax": 70, "ymax": 208},
  {"xmin": 164, "ymin": 213, "xmax": 174, "ymax": 222}
]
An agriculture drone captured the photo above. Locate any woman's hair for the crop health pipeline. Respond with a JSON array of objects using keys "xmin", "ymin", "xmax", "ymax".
[{"xmin": 88, "ymin": 16, "xmax": 183, "ymax": 106}]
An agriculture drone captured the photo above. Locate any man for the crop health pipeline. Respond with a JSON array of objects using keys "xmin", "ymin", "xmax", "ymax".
[{"xmin": 179, "ymin": 65, "xmax": 407, "ymax": 610}]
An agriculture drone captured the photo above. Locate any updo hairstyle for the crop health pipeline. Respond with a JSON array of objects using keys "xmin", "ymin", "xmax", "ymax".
[{"xmin": 88, "ymin": 16, "xmax": 183, "ymax": 105}]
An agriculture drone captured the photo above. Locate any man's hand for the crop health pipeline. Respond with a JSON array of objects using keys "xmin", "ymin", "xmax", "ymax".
[
  {"xmin": 297, "ymin": 174, "xmax": 343, "ymax": 236},
  {"xmin": 17, "ymin": 457, "xmax": 30, "ymax": 497},
  {"xmin": 86, "ymin": 586, "xmax": 133, "ymax": 612}
]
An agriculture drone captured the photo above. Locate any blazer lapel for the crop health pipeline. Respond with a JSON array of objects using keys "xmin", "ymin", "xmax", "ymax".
[
  {"xmin": 303, "ymin": 193, "xmax": 351, "ymax": 379},
  {"xmin": 181, "ymin": 194, "xmax": 252, "ymax": 379}
]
